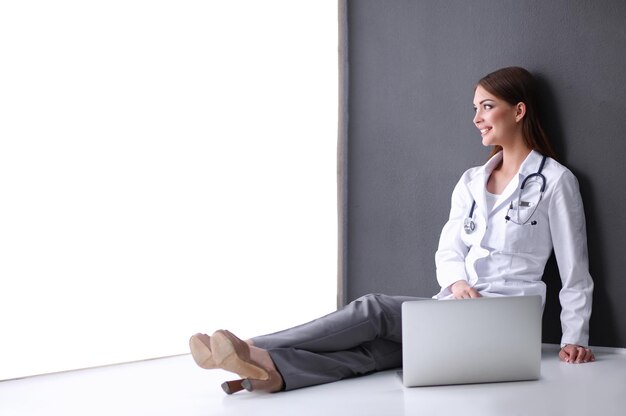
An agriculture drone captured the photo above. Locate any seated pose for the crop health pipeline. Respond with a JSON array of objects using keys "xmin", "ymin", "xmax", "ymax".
[{"xmin": 189, "ymin": 67, "xmax": 595, "ymax": 394}]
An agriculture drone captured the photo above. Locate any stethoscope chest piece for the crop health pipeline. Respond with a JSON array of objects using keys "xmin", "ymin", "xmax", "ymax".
[
  {"xmin": 464, "ymin": 200, "xmax": 477, "ymax": 234},
  {"xmin": 464, "ymin": 217, "xmax": 476, "ymax": 234}
]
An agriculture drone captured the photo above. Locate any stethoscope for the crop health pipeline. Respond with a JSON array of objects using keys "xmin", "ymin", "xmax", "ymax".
[{"xmin": 464, "ymin": 155, "xmax": 547, "ymax": 234}]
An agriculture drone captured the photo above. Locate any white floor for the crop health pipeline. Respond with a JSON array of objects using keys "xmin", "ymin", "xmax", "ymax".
[{"xmin": 1, "ymin": 345, "xmax": 625, "ymax": 416}]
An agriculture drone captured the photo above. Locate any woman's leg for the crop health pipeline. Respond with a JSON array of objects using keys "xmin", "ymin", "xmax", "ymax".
[
  {"xmin": 267, "ymin": 338, "xmax": 402, "ymax": 390},
  {"xmin": 252, "ymin": 294, "xmax": 420, "ymax": 352},
  {"xmin": 193, "ymin": 294, "xmax": 424, "ymax": 393}
]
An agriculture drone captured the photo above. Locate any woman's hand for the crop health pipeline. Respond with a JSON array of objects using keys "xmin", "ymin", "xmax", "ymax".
[
  {"xmin": 451, "ymin": 280, "xmax": 481, "ymax": 299},
  {"xmin": 559, "ymin": 344, "xmax": 595, "ymax": 364}
]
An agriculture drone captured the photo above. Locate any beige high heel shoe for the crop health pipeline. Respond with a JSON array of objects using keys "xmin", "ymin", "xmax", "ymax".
[
  {"xmin": 210, "ymin": 330, "xmax": 269, "ymax": 381},
  {"xmin": 189, "ymin": 333, "xmax": 218, "ymax": 369},
  {"xmin": 189, "ymin": 332, "xmax": 254, "ymax": 395}
]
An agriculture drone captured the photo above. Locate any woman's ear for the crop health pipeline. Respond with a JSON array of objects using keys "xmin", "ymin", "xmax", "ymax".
[{"xmin": 515, "ymin": 102, "xmax": 526, "ymax": 122}]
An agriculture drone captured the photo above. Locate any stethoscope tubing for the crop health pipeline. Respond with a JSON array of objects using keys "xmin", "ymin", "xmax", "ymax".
[{"xmin": 464, "ymin": 155, "xmax": 547, "ymax": 234}]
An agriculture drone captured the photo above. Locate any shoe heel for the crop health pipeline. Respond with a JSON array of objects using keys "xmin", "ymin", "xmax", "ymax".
[
  {"xmin": 221, "ymin": 379, "xmax": 245, "ymax": 395},
  {"xmin": 241, "ymin": 379, "xmax": 254, "ymax": 392},
  {"xmin": 240, "ymin": 370, "xmax": 283, "ymax": 393}
]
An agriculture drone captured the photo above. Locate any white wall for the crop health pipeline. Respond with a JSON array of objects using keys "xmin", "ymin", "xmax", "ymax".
[{"xmin": 0, "ymin": 0, "xmax": 337, "ymax": 380}]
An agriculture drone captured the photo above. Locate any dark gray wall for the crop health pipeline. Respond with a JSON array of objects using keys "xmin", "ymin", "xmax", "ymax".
[{"xmin": 341, "ymin": 0, "xmax": 626, "ymax": 348}]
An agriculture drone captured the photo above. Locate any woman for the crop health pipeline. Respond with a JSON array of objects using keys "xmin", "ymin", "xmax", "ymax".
[{"xmin": 189, "ymin": 67, "xmax": 595, "ymax": 394}]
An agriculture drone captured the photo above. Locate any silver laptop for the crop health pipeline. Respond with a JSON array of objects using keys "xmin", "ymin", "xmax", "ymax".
[{"xmin": 401, "ymin": 295, "xmax": 542, "ymax": 387}]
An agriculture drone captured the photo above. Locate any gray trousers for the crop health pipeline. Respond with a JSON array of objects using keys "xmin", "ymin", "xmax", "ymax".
[{"xmin": 251, "ymin": 293, "xmax": 422, "ymax": 391}]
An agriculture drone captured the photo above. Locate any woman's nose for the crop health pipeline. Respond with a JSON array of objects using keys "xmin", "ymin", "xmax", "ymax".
[{"xmin": 473, "ymin": 110, "xmax": 482, "ymax": 125}]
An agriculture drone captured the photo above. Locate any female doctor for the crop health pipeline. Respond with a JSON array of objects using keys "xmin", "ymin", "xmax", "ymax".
[{"xmin": 189, "ymin": 67, "xmax": 595, "ymax": 394}]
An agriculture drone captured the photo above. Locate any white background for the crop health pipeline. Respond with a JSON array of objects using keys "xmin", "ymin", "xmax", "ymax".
[{"xmin": 0, "ymin": 0, "xmax": 337, "ymax": 380}]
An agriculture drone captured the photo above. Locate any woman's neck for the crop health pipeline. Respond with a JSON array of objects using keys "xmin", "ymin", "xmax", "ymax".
[
  {"xmin": 497, "ymin": 144, "xmax": 532, "ymax": 176},
  {"xmin": 486, "ymin": 143, "xmax": 532, "ymax": 195}
]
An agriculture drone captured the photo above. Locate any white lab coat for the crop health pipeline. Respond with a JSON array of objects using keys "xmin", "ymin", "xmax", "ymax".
[{"xmin": 434, "ymin": 150, "xmax": 594, "ymax": 347}]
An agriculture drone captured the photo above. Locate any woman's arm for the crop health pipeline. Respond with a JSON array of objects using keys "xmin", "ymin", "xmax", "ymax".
[
  {"xmin": 435, "ymin": 177, "xmax": 472, "ymax": 294},
  {"xmin": 548, "ymin": 169, "xmax": 594, "ymax": 362}
]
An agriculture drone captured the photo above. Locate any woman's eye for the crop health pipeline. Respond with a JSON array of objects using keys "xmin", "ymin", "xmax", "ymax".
[{"xmin": 484, "ymin": 104, "xmax": 493, "ymax": 110}]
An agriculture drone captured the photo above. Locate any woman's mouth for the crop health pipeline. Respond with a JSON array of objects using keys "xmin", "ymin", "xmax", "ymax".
[{"xmin": 480, "ymin": 127, "xmax": 492, "ymax": 135}]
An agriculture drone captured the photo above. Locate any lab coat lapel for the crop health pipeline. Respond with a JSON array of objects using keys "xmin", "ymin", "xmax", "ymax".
[
  {"xmin": 467, "ymin": 152, "xmax": 503, "ymax": 220},
  {"xmin": 517, "ymin": 150, "xmax": 544, "ymax": 179},
  {"xmin": 468, "ymin": 174, "xmax": 489, "ymax": 220}
]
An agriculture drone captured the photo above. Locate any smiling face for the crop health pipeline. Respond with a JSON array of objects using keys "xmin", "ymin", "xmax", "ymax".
[{"xmin": 472, "ymin": 85, "xmax": 524, "ymax": 148}]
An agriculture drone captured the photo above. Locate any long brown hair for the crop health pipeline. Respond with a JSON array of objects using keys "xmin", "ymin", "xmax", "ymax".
[{"xmin": 477, "ymin": 67, "xmax": 557, "ymax": 160}]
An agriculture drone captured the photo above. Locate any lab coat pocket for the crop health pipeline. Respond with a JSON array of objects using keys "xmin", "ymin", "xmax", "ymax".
[{"xmin": 503, "ymin": 221, "xmax": 537, "ymax": 253}]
